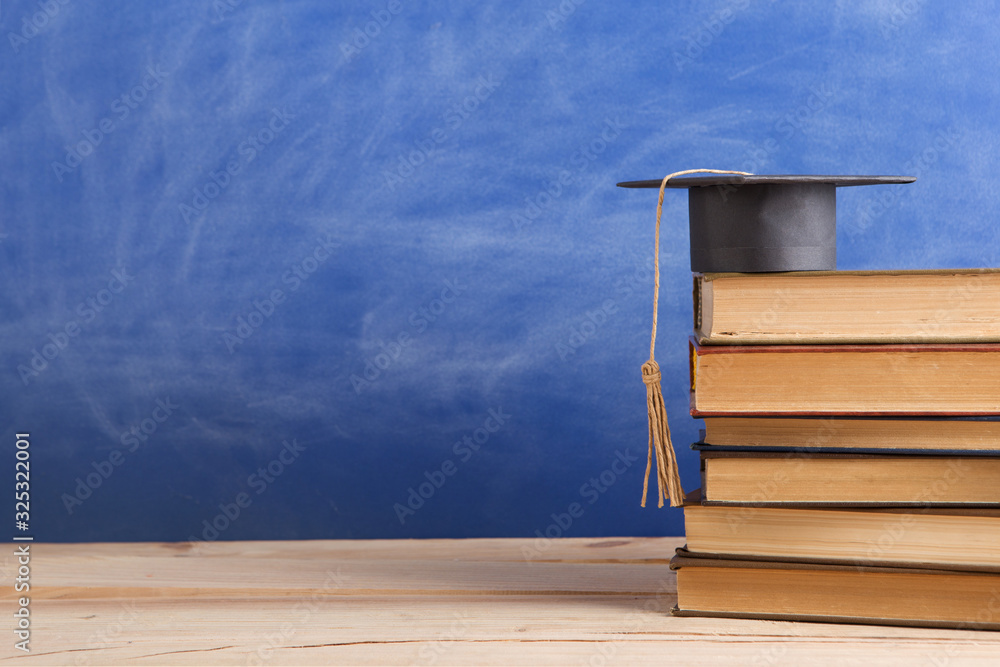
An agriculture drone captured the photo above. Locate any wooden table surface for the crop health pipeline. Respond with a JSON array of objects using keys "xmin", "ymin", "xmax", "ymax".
[{"xmin": 2, "ymin": 537, "xmax": 999, "ymax": 665}]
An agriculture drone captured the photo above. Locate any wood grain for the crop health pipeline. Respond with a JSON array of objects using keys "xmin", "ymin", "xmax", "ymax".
[{"xmin": 1, "ymin": 538, "xmax": 998, "ymax": 665}]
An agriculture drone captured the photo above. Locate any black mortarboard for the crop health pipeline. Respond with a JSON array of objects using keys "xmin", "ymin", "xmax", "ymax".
[{"xmin": 617, "ymin": 174, "xmax": 916, "ymax": 272}]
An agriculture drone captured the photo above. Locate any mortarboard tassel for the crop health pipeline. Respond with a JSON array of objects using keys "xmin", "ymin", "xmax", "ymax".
[{"xmin": 641, "ymin": 169, "xmax": 752, "ymax": 508}]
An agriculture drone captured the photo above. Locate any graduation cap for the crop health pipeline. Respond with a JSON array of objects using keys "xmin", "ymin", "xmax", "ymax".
[
  {"xmin": 617, "ymin": 170, "xmax": 916, "ymax": 510},
  {"xmin": 617, "ymin": 173, "xmax": 916, "ymax": 273}
]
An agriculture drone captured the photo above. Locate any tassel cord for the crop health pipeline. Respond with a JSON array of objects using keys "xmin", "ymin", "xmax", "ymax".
[{"xmin": 641, "ymin": 169, "xmax": 751, "ymax": 508}]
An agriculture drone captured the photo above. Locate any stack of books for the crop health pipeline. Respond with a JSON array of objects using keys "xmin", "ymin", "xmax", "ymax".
[{"xmin": 672, "ymin": 268, "xmax": 1000, "ymax": 630}]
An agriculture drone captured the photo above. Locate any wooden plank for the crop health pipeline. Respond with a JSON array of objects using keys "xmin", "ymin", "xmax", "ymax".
[
  {"xmin": 6, "ymin": 537, "xmax": 676, "ymax": 563},
  {"xmin": 2, "ymin": 538, "xmax": 998, "ymax": 665},
  {"xmin": 10, "ymin": 597, "xmax": 1000, "ymax": 666},
  {"xmin": 4, "ymin": 538, "xmax": 678, "ymax": 600}
]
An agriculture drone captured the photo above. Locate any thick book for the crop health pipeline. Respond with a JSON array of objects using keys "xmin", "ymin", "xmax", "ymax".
[
  {"xmin": 682, "ymin": 489, "xmax": 1000, "ymax": 569},
  {"xmin": 670, "ymin": 549, "xmax": 1000, "ymax": 630},
  {"xmin": 700, "ymin": 416, "xmax": 1000, "ymax": 451},
  {"xmin": 693, "ymin": 268, "xmax": 1000, "ymax": 345},
  {"xmin": 699, "ymin": 451, "xmax": 1000, "ymax": 506},
  {"xmin": 689, "ymin": 339, "xmax": 1000, "ymax": 416}
]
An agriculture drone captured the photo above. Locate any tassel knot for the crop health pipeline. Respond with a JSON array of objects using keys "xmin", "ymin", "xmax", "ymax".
[{"xmin": 641, "ymin": 361, "xmax": 661, "ymax": 385}]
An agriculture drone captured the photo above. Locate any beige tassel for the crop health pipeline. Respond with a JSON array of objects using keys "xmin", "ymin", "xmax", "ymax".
[{"xmin": 641, "ymin": 169, "xmax": 751, "ymax": 508}]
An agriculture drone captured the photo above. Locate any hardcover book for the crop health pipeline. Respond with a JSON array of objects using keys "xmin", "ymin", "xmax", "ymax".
[
  {"xmin": 694, "ymin": 269, "xmax": 1000, "ymax": 345},
  {"xmin": 671, "ymin": 549, "xmax": 1000, "ymax": 630},
  {"xmin": 699, "ymin": 416, "xmax": 1000, "ymax": 451},
  {"xmin": 698, "ymin": 451, "xmax": 1000, "ymax": 506},
  {"xmin": 682, "ymin": 490, "xmax": 1000, "ymax": 569},
  {"xmin": 689, "ymin": 340, "xmax": 1000, "ymax": 416}
]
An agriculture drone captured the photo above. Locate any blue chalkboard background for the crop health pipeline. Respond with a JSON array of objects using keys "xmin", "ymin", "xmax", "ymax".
[{"xmin": 3, "ymin": 1, "xmax": 998, "ymax": 542}]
